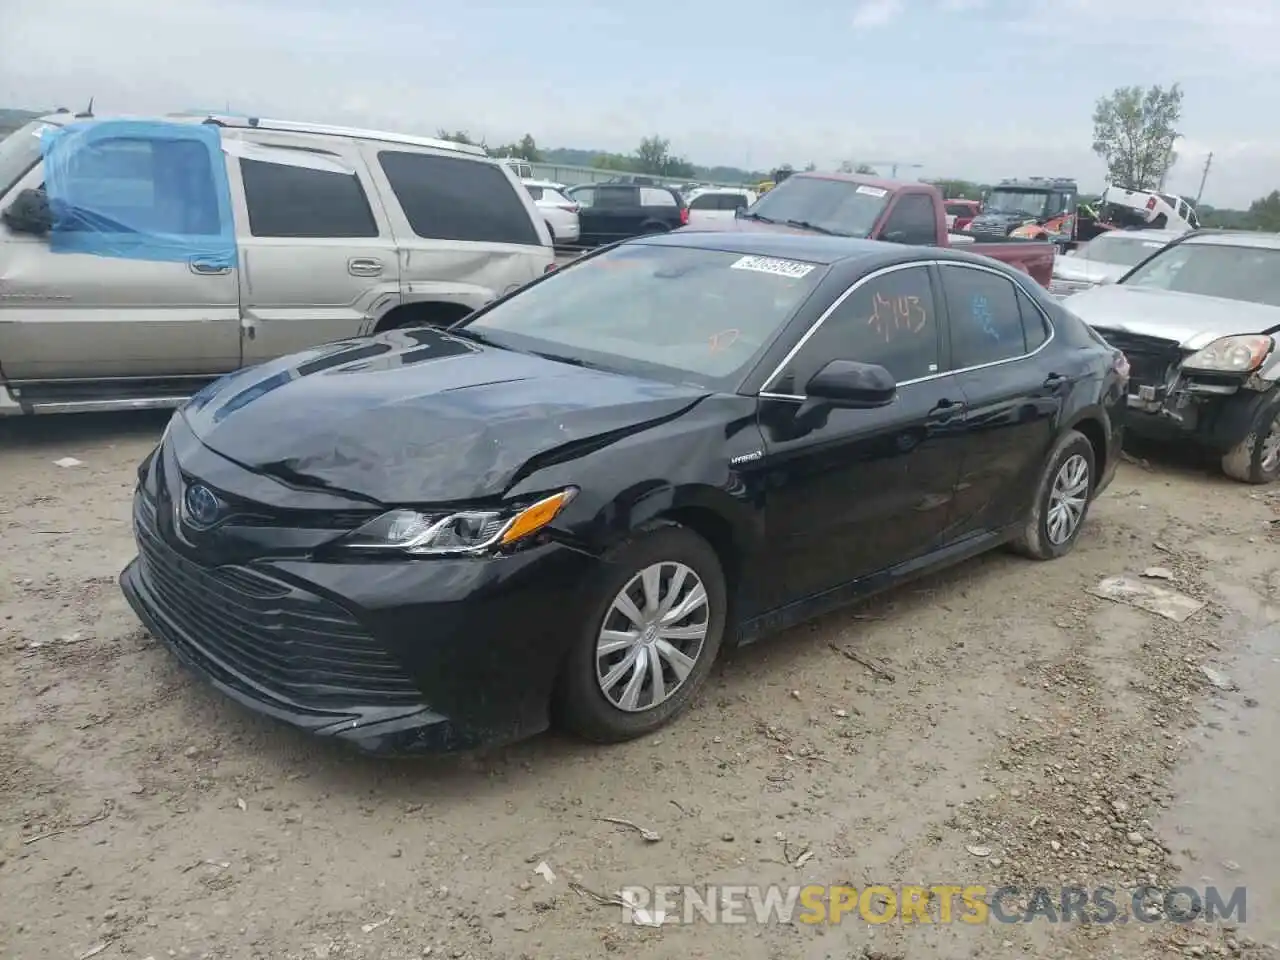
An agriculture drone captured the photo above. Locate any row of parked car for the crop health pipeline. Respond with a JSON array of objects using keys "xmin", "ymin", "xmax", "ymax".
[{"xmin": 519, "ymin": 177, "xmax": 759, "ymax": 248}]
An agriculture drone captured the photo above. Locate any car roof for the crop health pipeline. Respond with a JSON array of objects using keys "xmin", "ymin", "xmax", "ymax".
[
  {"xmin": 1184, "ymin": 230, "xmax": 1280, "ymax": 251},
  {"xmin": 1092, "ymin": 228, "xmax": 1184, "ymax": 242},
  {"xmin": 791, "ymin": 170, "xmax": 912, "ymax": 192},
  {"xmin": 522, "ymin": 179, "xmax": 565, "ymax": 189},
  {"xmin": 37, "ymin": 111, "xmax": 490, "ymax": 157}
]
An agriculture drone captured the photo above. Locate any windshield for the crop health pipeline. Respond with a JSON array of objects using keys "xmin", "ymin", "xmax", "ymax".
[
  {"xmin": 464, "ymin": 243, "xmax": 826, "ymax": 388},
  {"xmin": 982, "ymin": 189, "xmax": 1050, "ymax": 218},
  {"xmin": 743, "ymin": 177, "xmax": 888, "ymax": 236},
  {"xmin": 0, "ymin": 121, "xmax": 46, "ymax": 197},
  {"xmin": 1122, "ymin": 243, "xmax": 1280, "ymax": 308},
  {"xmin": 1078, "ymin": 235, "xmax": 1169, "ymax": 267}
]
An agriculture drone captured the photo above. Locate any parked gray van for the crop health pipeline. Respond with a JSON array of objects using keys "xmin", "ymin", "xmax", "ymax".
[{"xmin": 0, "ymin": 114, "xmax": 556, "ymax": 415}]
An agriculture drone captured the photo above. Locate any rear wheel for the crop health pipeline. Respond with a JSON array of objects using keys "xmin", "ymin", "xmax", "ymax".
[
  {"xmin": 1011, "ymin": 429, "xmax": 1096, "ymax": 560},
  {"xmin": 555, "ymin": 523, "xmax": 726, "ymax": 742},
  {"xmin": 1221, "ymin": 390, "xmax": 1280, "ymax": 484},
  {"xmin": 639, "ymin": 221, "xmax": 669, "ymax": 235}
]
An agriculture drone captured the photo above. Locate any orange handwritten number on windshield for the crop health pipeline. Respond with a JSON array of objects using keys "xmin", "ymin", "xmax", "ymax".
[
  {"xmin": 709, "ymin": 329, "xmax": 740, "ymax": 352},
  {"xmin": 867, "ymin": 292, "xmax": 927, "ymax": 341}
]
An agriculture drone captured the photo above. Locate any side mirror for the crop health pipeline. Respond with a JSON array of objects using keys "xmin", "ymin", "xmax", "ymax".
[
  {"xmin": 805, "ymin": 360, "xmax": 897, "ymax": 408},
  {"xmin": 1, "ymin": 188, "xmax": 53, "ymax": 237}
]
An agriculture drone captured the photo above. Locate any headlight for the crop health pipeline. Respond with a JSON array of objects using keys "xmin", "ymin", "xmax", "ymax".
[
  {"xmin": 1182, "ymin": 335, "xmax": 1273, "ymax": 374},
  {"xmin": 341, "ymin": 488, "xmax": 577, "ymax": 556}
]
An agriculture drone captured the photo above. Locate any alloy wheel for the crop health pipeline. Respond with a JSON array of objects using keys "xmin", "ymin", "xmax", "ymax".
[
  {"xmin": 1046, "ymin": 453, "xmax": 1090, "ymax": 545},
  {"xmin": 595, "ymin": 561, "xmax": 709, "ymax": 713}
]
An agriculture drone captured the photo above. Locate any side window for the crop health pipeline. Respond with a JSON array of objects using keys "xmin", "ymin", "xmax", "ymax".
[
  {"xmin": 240, "ymin": 158, "xmax": 378, "ymax": 238},
  {"xmin": 640, "ymin": 187, "xmax": 677, "ymax": 207},
  {"xmin": 59, "ymin": 137, "xmax": 223, "ymax": 236},
  {"xmin": 571, "ymin": 187, "xmax": 595, "ymax": 208},
  {"xmin": 879, "ymin": 194, "xmax": 937, "ymax": 245},
  {"xmin": 525, "ymin": 185, "xmax": 544, "ymax": 201},
  {"xmin": 1015, "ymin": 285, "xmax": 1050, "ymax": 351},
  {"xmin": 940, "ymin": 265, "xmax": 1027, "ymax": 368},
  {"xmin": 724, "ymin": 194, "xmax": 749, "ymax": 211},
  {"xmin": 771, "ymin": 266, "xmax": 938, "ymax": 392},
  {"xmin": 596, "ymin": 186, "xmax": 638, "ymax": 208},
  {"xmin": 378, "ymin": 151, "xmax": 540, "ymax": 245},
  {"xmin": 689, "ymin": 193, "xmax": 719, "ymax": 211}
]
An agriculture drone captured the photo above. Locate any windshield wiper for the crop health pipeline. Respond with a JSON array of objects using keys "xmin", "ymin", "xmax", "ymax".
[
  {"xmin": 530, "ymin": 350, "xmax": 607, "ymax": 371},
  {"xmin": 448, "ymin": 327, "xmax": 499, "ymax": 345},
  {"xmin": 738, "ymin": 212, "xmax": 778, "ymax": 223},
  {"xmin": 782, "ymin": 219, "xmax": 849, "ymax": 237}
]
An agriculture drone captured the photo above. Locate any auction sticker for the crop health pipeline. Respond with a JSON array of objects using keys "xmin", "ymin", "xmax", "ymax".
[
  {"xmin": 856, "ymin": 185, "xmax": 888, "ymax": 198},
  {"xmin": 730, "ymin": 255, "xmax": 816, "ymax": 278}
]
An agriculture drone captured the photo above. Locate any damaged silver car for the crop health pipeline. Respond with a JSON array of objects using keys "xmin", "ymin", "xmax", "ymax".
[{"xmin": 1064, "ymin": 230, "xmax": 1280, "ymax": 484}]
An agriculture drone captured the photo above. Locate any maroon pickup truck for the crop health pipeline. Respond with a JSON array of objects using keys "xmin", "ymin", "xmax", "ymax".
[{"xmin": 679, "ymin": 172, "xmax": 1055, "ymax": 289}]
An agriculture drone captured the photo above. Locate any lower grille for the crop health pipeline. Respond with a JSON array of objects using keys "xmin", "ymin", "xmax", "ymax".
[
  {"xmin": 133, "ymin": 494, "xmax": 422, "ymax": 707},
  {"xmin": 1091, "ymin": 328, "xmax": 1184, "ymax": 390}
]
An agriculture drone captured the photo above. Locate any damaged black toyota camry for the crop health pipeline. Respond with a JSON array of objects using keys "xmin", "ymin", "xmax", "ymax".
[{"xmin": 121, "ymin": 232, "xmax": 1127, "ymax": 755}]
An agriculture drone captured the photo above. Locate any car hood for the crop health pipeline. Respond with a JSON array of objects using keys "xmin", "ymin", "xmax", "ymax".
[
  {"xmin": 179, "ymin": 327, "xmax": 710, "ymax": 504},
  {"xmin": 1052, "ymin": 256, "xmax": 1125, "ymax": 284},
  {"xmin": 1063, "ymin": 284, "xmax": 1280, "ymax": 350}
]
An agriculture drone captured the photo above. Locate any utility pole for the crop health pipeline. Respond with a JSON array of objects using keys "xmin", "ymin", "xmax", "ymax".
[{"xmin": 1195, "ymin": 152, "xmax": 1213, "ymax": 205}]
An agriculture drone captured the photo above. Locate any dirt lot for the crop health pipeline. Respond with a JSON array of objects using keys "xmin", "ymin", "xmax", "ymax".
[{"xmin": 2, "ymin": 414, "xmax": 1280, "ymax": 960}]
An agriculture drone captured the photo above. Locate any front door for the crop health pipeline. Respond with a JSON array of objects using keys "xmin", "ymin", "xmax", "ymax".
[
  {"xmin": 0, "ymin": 125, "xmax": 240, "ymax": 381},
  {"xmin": 225, "ymin": 134, "xmax": 400, "ymax": 365},
  {"xmin": 935, "ymin": 264, "xmax": 1067, "ymax": 538},
  {"xmin": 756, "ymin": 263, "xmax": 968, "ymax": 611}
]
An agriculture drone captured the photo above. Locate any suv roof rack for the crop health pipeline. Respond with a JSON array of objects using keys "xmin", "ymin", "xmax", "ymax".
[{"xmin": 198, "ymin": 115, "xmax": 489, "ymax": 156}]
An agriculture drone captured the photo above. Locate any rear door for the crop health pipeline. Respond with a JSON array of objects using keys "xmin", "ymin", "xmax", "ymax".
[
  {"xmin": 936, "ymin": 263, "xmax": 1065, "ymax": 539},
  {"xmin": 228, "ymin": 134, "xmax": 399, "ymax": 364},
  {"xmin": 0, "ymin": 128, "xmax": 240, "ymax": 381},
  {"xmin": 590, "ymin": 185, "xmax": 642, "ymax": 242},
  {"xmin": 362, "ymin": 147, "xmax": 549, "ymax": 311},
  {"xmin": 639, "ymin": 187, "xmax": 682, "ymax": 230}
]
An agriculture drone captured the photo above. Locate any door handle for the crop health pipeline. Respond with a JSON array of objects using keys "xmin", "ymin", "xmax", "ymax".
[
  {"xmin": 926, "ymin": 398, "xmax": 962, "ymax": 423},
  {"xmin": 188, "ymin": 259, "xmax": 231, "ymax": 276},
  {"xmin": 348, "ymin": 257, "xmax": 383, "ymax": 277},
  {"xmin": 1043, "ymin": 373, "xmax": 1069, "ymax": 390}
]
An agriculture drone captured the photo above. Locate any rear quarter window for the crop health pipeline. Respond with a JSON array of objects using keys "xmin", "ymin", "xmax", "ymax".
[
  {"xmin": 640, "ymin": 187, "xmax": 678, "ymax": 207},
  {"xmin": 378, "ymin": 151, "xmax": 540, "ymax": 246}
]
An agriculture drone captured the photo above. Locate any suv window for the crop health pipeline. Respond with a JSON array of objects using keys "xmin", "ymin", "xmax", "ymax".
[
  {"xmin": 880, "ymin": 194, "xmax": 936, "ymax": 245},
  {"xmin": 722, "ymin": 193, "xmax": 749, "ymax": 211},
  {"xmin": 689, "ymin": 193, "xmax": 719, "ymax": 211},
  {"xmin": 569, "ymin": 186, "xmax": 595, "ymax": 207},
  {"xmin": 596, "ymin": 186, "xmax": 638, "ymax": 208},
  {"xmin": 240, "ymin": 157, "xmax": 378, "ymax": 238},
  {"xmin": 770, "ymin": 265, "xmax": 938, "ymax": 391},
  {"xmin": 640, "ymin": 187, "xmax": 677, "ymax": 207},
  {"xmin": 525, "ymin": 185, "xmax": 545, "ymax": 201},
  {"xmin": 939, "ymin": 265, "xmax": 1027, "ymax": 368},
  {"xmin": 378, "ymin": 151, "xmax": 540, "ymax": 245}
]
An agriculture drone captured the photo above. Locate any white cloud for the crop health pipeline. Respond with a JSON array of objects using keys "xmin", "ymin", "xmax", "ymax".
[
  {"xmin": 851, "ymin": 0, "xmax": 905, "ymax": 29},
  {"xmin": 938, "ymin": 0, "xmax": 987, "ymax": 11}
]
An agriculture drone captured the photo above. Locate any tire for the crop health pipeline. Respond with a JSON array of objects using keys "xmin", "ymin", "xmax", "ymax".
[
  {"xmin": 1010, "ymin": 429, "xmax": 1096, "ymax": 561},
  {"xmin": 1221, "ymin": 391, "xmax": 1280, "ymax": 484},
  {"xmin": 554, "ymin": 523, "xmax": 727, "ymax": 743},
  {"xmin": 639, "ymin": 221, "xmax": 669, "ymax": 235}
]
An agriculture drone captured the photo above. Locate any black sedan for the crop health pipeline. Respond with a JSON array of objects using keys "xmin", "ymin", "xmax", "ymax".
[{"xmin": 120, "ymin": 232, "xmax": 1127, "ymax": 755}]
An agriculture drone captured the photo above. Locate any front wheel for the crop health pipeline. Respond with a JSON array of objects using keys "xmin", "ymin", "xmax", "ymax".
[
  {"xmin": 1221, "ymin": 391, "xmax": 1280, "ymax": 484},
  {"xmin": 1010, "ymin": 429, "xmax": 1096, "ymax": 560},
  {"xmin": 554, "ymin": 523, "xmax": 726, "ymax": 742}
]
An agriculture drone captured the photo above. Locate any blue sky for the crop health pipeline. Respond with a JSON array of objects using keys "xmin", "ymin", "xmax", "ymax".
[{"xmin": 4, "ymin": 0, "xmax": 1278, "ymax": 207}]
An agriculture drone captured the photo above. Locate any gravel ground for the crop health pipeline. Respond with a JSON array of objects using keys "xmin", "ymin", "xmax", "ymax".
[{"xmin": 1, "ymin": 415, "xmax": 1279, "ymax": 960}]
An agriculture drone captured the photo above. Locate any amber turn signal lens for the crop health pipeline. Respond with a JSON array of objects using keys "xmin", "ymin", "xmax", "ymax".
[{"xmin": 499, "ymin": 489, "xmax": 576, "ymax": 546}]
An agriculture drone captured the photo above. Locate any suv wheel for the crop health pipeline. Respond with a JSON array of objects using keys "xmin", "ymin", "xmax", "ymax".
[
  {"xmin": 555, "ymin": 523, "xmax": 726, "ymax": 742},
  {"xmin": 1011, "ymin": 429, "xmax": 1096, "ymax": 560},
  {"xmin": 1221, "ymin": 391, "xmax": 1280, "ymax": 484}
]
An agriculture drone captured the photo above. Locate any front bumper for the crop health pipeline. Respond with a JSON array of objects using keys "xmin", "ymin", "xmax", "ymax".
[{"xmin": 121, "ymin": 490, "xmax": 596, "ymax": 755}]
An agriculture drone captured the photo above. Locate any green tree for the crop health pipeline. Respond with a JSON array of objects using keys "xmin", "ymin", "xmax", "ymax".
[
  {"xmin": 1247, "ymin": 191, "xmax": 1280, "ymax": 232},
  {"xmin": 1091, "ymin": 84, "xmax": 1183, "ymax": 190},
  {"xmin": 436, "ymin": 128, "xmax": 488, "ymax": 151}
]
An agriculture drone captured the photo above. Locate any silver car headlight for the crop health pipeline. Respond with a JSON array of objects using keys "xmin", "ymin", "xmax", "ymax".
[
  {"xmin": 340, "ymin": 488, "xmax": 576, "ymax": 556},
  {"xmin": 1182, "ymin": 335, "xmax": 1272, "ymax": 374}
]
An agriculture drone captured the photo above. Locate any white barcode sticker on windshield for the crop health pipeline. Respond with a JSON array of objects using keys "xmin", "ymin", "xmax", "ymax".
[
  {"xmin": 730, "ymin": 255, "xmax": 816, "ymax": 278},
  {"xmin": 856, "ymin": 185, "xmax": 888, "ymax": 198}
]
